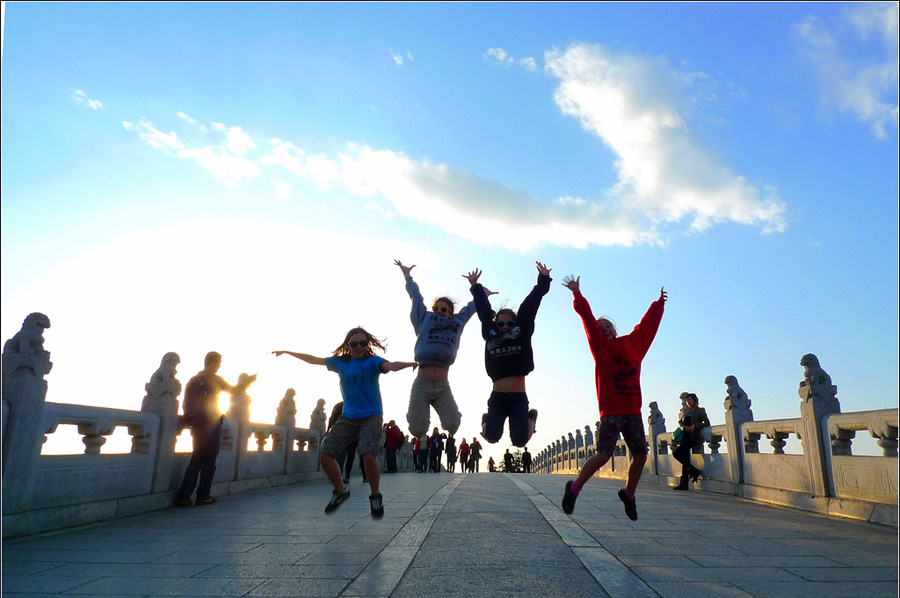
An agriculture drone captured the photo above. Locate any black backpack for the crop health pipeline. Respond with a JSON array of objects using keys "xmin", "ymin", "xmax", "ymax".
[{"xmin": 182, "ymin": 375, "xmax": 210, "ymax": 423}]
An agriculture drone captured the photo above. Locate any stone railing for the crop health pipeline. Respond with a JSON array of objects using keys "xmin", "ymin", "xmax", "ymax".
[
  {"xmin": 0, "ymin": 315, "xmax": 415, "ymax": 538},
  {"xmin": 534, "ymin": 355, "xmax": 898, "ymax": 528}
]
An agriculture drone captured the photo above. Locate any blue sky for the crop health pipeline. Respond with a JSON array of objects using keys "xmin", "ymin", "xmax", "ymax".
[{"xmin": 2, "ymin": 2, "xmax": 897, "ymax": 463}]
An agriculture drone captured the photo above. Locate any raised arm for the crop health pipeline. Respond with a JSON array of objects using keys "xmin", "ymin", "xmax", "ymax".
[
  {"xmin": 516, "ymin": 262, "xmax": 552, "ymax": 330},
  {"xmin": 379, "ymin": 360, "xmax": 419, "ymax": 374},
  {"xmin": 467, "ymin": 270, "xmax": 500, "ymax": 336},
  {"xmin": 397, "ymin": 260, "xmax": 429, "ymax": 327},
  {"xmin": 272, "ymin": 350, "xmax": 328, "ymax": 366}
]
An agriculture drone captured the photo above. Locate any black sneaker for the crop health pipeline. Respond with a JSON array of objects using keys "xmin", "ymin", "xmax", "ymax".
[
  {"xmin": 369, "ymin": 493, "xmax": 384, "ymax": 518},
  {"xmin": 175, "ymin": 495, "xmax": 193, "ymax": 507},
  {"xmin": 325, "ymin": 489, "xmax": 350, "ymax": 514},
  {"xmin": 195, "ymin": 496, "xmax": 217, "ymax": 506},
  {"xmin": 618, "ymin": 489, "xmax": 638, "ymax": 521},
  {"xmin": 562, "ymin": 480, "xmax": 578, "ymax": 514},
  {"xmin": 528, "ymin": 409, "xmax": 538, "ymax": 432}
]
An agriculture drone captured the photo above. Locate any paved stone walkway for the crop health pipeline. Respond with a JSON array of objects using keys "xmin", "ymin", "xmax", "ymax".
[{"xmin": 3, "ymin": 473, "xmax": 897, "ymax": 598}]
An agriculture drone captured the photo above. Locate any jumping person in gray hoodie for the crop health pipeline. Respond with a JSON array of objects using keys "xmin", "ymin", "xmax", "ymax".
[{"xmin": 395, "ymin": 260, "xmax": 485, "ymax": 439}]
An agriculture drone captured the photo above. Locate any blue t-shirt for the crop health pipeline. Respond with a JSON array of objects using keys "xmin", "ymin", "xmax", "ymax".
[{"xmin": 325, "ymin": 355, "xmax": 387, "ymax": 419}]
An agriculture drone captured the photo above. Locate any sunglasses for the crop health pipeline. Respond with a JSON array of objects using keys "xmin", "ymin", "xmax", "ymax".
[
  {"xmin": 433, "ymin": 306, "xmax": 453, "ymax": 314},
  {"xmin": 496, "ymin": 320, "xmax": 516, "ymax": 328},
  {"xmin": 348, "ymin": 341, "xmax": 368, "ymax": 348}
]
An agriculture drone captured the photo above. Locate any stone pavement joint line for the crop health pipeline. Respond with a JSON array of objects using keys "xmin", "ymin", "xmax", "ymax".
[
  {"xmin": 510, "ymin": 475, "xmax": 659, "ymax": 598},
  {"xmin": 340, "ymin": 474, "xmax": 465, "ymax": 597}
]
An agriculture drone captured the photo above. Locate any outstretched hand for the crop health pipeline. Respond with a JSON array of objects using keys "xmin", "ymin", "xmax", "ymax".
[
  {"xmin": 463, "ymin": 269, "xmax": 482, "ymax": 286},
  {"xmin": 660, "ymin": 287, "xmax": 668, "ymax": 302},
  {"xmin": 394, "ymin": 259, "xmax": 415, "ymax": 278},
  {"xmin": 482, "ymin": 286, "xmax": 498, "ymax": 297},
  {"xmin": 536, "ymin": 261, "xmax": 552, "ymax": 276},
  {"xmin": 562, "ymin": 275, "xmax": 580, "ymax": 293}
]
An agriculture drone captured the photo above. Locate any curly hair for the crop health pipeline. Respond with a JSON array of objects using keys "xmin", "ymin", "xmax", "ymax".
[{"xmin": 332, "ymin": 327, "xmax": 387, "ymax": 361}]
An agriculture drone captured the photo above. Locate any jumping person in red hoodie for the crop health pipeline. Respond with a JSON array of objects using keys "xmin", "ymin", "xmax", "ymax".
[{"xmin": 560, "ymin": 275, "xmax": 666, "ymax": 521}]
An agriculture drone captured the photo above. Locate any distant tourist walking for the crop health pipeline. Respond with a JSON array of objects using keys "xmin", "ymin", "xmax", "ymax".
[
  {"xmin": 445, "ymin": 434, "xmax": 457, "ymax": 472},
  {"xmin": 469, "ymin": 436, "xmax": 482, "ymax": 472},
  {"xmin": 384, "ymin": 420, "xmax": 404, "ymax": 473},
  {"xmin": 672, "ymin": 393, "xmax": 709, "ymax": 491},
  {"xmin": 429, "ymin": 427, "xmax": 445, "ymax": 473},
  {"xmin": 416, "ymin": 435, "xmax": 429, "ymax": 472},
  {"xmin": 274, "ymin": 327, "xmax": 416, "ymax": 518},
  {"xmin": 458, "ymin": 438, "xmax": 470, "ymax": 473},
  {"xmin": 395, "ymin": 260, "xmax": 476, "ymax": 440},
  {"xmin": 503, "ymin": 449, "xmax": 513, "ymax": 473},
  {"xmin": 560, "ymin": 276, "xmax": 666, "ymax": 521},
  {"xmin": 466, "ymin": 262, "xmax": 551, "ymax": 447},
  {"xmin": 522, "ymin": 447, "xmax": 532, "ymax": 473},
  {"xmin": 176, "ymin": 352, "xmax": 256, "ymax": 506}
]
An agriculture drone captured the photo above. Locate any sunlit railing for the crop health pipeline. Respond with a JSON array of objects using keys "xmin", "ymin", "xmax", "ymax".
[{"xmin": 534, "ymin": 360, "xmax": 898, "ymax": 528}]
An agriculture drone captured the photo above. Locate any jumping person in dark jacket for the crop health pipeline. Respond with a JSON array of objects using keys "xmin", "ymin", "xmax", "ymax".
[{"xmin": 465, "ymin": 262, "xmax": 551, "ymax": 447}]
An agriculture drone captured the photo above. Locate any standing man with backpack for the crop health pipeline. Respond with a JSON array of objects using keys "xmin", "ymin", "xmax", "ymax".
[{"xmin": 175, "ymin": 352, "xmax": 256, "ymax": 506}]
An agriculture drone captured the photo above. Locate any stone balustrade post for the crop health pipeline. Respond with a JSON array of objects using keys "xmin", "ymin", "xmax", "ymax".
[
  {"xmin": 575, "ymin": 429, "xmax": 584, "ymax": 467},
  {"xmin": 275, "ymin": 388, "xmax": 297, "ymax": 471},
  {"xmin": 2, "ymin": 313, "xmax": 53, "ymax": 515},
  {"xmin": 723, "ymin": 375, "xmax": 754, "ymax": 484},
  {"xmin": 647, "ymin": 401, "xmax": 665, "ymax": 472},
  {"xmin": 140, "ymin": 352, "xmax": 182, "ymax": 493},
  {"xmin": 226, "ymin": 374, "xmax": 254, "ymax": 481},
  {"xmin": 797, "ymin": 353, "xmax": 840, "ymax": 498}
]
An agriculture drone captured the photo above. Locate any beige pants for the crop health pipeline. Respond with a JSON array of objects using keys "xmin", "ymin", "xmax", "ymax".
[{"xmin": 406, "ymin": 378, "xmax": 461, "ymax": 438}]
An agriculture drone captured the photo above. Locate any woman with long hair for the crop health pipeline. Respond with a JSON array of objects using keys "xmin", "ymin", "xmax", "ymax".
[{"xmin": 274, "ymin": 327, "xmax": 416, "ymax": 517}]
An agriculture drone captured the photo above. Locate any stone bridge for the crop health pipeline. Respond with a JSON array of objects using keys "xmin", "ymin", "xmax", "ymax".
[{"xmin": 3, "ymin": 471, "xmax": 898, "ymax": 598}]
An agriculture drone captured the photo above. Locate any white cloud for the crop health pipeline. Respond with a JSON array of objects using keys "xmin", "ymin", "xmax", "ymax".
[
  {"xmin": 123, "ymin": 43, "xmax": 787, "ymax": 250},
  {"xmin": 484, "ymin": 47, "xmax": 538, "ymax": 72},
  {"xmin": 794, "ymin": 3, "xmax": 899, "ymax": 139},
  {"xmin": 275, "ymin": 180, "xmax": 292, "ymax": 199},
  {"xmin": 73, "ymin": 89, "xmax": 103, "ymax": 110},
  {"xmin": 544, "ymin": 43, "xmax": 787, "ymax": 234},
  {"xmin": 176, "ymin": 112, "xmax": 197, "ymax": 125},
  {"xmin": 225, "ymin": 126, "xmax": 255, "ymax": 155},
  {"xmin": 122, "ymin": 118, "xmax": 183, "ymax": 150},
  {"xmin": 260, "ymin": 140, "xmax": 340, "ymax": 189},
  {"xmin": 123, "ymin": 117, "xmax": 257, "ymax": 184},
  {"xmin": 175, "ymin": 146, "xmax": 259, "ymax": 185},
  {"xmin": 390, "ymin": 48, "xmax": 413, "ymax": 66}
]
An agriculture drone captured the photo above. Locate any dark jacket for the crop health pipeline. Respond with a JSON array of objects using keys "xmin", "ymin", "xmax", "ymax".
[
  {"xmin": 680, "ymin": 406, "xmax": 710, "ymax": 446},
  {"xmin": 472, "ymin": 273, "xmax": 551, "ymax": 381}
]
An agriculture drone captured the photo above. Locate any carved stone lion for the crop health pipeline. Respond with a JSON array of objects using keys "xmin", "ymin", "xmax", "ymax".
[
  {"xmin": 800, "ymin": 354, "xmax": 831, "ymax": 387},
  {"xmin": 310, "ymin": 398, "xmax": 327, "ymax": 437},
  {"xmin": 798, "ymin": 353, "xmax": 837, "ymax": 402},
  {"xmin": 724, "ymin": 375, "xmax": 750, "ymax": 411},
  {"xmin": 2, "ymin": 312, "xmax": 52, "ymax": 379},
  {"xmin": 145, "ymin": 352, "xmax": 181, "ymax": 402}
]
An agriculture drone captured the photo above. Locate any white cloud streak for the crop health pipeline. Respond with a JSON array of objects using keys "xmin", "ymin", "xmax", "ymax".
[
  {"xmin": 390, "ymin": 48, "xmax": 413, "ymax": 66},
  {"xmin": 73, "ymin": 89, "xmax": 103, "ymax": 110},
  {"xmin": 484, "ymin": 47, "xmax": 538, "ymax": 72},
  {"xmin": 794, "ymin": 3, "xmax": 899, "ymax": 139},
  {"xmin": 544, "ymin": 44, "xmax": 787, "ymax": 234},
  {"xmin": 123, "ymin": 42, "xmax": 787, "ymax": 249},
  {"xmin": 123, "ymin": 117, "xmax": 258, "ymax": 185}
]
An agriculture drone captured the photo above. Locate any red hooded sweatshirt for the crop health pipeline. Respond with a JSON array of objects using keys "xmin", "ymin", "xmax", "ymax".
[{"xmin": 573, "ymin": 292, "xmax": 665, "ymax": 417}]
